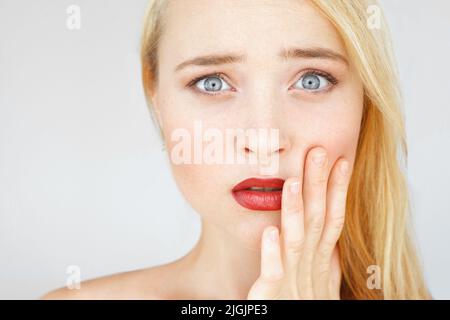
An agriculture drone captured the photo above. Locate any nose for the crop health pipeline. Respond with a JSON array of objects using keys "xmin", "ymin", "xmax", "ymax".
[
  {"xmin": 236, "ymin": 126, "xmax": 289, "ymax": 176},
  {"xmin": 233, "ymin": 87, "xmax": 291, "ymax": 173},
  {"xmin": 243, "ymin": 128, "xmax": 287, "ymax": 156}
]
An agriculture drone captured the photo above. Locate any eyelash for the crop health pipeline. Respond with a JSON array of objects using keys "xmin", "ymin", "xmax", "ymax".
[
  {"xmin": 186, "ymin": 69, "xmax": 339, "ymax": 96},
  {"xmin": 186, "ymin": 72, "xmax": 231, "ymax": 96}
]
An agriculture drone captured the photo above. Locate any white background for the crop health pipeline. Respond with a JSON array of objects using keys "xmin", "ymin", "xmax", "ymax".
[{"xmin": 0, "ymin": 0, "xmax": 449, "ymax": 299}]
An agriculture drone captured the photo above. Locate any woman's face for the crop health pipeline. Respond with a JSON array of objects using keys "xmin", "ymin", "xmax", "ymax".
[{"xmin": 151, "ymin": 0, "xmax": 364, "ymax": 250}]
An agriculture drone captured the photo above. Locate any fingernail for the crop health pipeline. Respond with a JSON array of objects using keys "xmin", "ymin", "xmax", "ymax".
[
  {"xmin": 290, "ymin": 181, "xmax": 300, "ymax": 194},
  {"xmin": 340, "ymin": 160, "xmax": 349, "ymax": 175},
  {"xmin": 267, "ymin": 228, "xmax": 278, "ymax": 242},
  {"xmin": 313, "ymin": 152, "xmax": 327, "ymax": 167}
]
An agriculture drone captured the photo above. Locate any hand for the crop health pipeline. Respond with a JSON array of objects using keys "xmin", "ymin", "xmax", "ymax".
[{"xmin": 247, "ymin": 147, "xmax": 352, "ymax": 300}]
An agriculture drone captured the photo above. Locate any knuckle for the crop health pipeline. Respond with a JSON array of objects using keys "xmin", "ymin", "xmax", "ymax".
[
  {"xmin": 284, "ymin": 206, "xmax": 299, "ymax": 217},
  {"xmin": 309, "ymin": 216, "xmax": 325, "ymax": 234},
  {"xmin": 315, "ymin": 263, "xmax": 330, "ymax": 279},
  {"xmin": 310, "ymin": 175, "xmax": 328, "ymax": 187},
  {"xmin": 330, "ymin": 215, "xmax": 345, "ymax": 231},
  {"xmin": 286, "ymin": 239, "xmax": 304, "ymax": 255},
  {"xmin": 310, "ymin": 223, "xmax": 323, "ymax": 235},
  {"xmin": 318, "ymin": 244, "xmax": 334, "ymax": 260}
]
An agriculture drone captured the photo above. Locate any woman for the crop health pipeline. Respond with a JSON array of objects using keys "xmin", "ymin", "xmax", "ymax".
[{"xmin": 43, "ymin": 0, "xmax": 431, "ymax": 299}]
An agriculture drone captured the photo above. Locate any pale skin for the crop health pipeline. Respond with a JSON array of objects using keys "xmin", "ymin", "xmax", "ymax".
[
  {"xmin": 247, "ymin": 149, "xmax": 350, "ymax": 299},
  {"xmin": 42, "ymin": 0, "xmax": 363, "ymax": 300}
]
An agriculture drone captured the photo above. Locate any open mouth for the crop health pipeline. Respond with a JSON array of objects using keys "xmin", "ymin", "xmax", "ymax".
[
  {"xmin": 245, "ymin": 187, "xmax": 282, "ymax": 191},
  {"xmin": 231, "ymin": 178, "xmax": 285, "ymax": 211}
]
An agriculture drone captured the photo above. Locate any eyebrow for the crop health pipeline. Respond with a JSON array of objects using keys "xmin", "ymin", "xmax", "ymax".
[{"xmin": 174, "ymin": 47, "xmax": 348, "ymax": 72}]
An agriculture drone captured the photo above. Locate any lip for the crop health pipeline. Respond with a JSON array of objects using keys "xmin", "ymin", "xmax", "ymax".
[{"xmin": 231, "ymin": 178, "xmax": 285, "ymax": 211}]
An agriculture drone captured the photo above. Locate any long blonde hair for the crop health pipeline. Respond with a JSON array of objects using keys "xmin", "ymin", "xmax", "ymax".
[{"xmin": 140, "ymin": 0, "xmax": 431, "ymax": 299}]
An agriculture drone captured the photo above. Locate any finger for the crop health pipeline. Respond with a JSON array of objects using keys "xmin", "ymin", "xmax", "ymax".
[
  {"xmin": 329, "ymin": 246, "xmax": 342, "ymax": 299},
  {"xmin": 281, "ymin": 177, "xmax": 304, "ymax": 287},
  {"xmin": 298, "ymin": 147, "xmax": 329, "ymax": 299},
  {"xmin": 261, "ymin": 227, "xmax": 283, "ymax": 280},
  {"xmin": 314, "ymin": 158, "xmax": 350, "ymax": 298},
  {"xmin": 248, "ymin": 226, "xmax": 283, "ymax": 299}
]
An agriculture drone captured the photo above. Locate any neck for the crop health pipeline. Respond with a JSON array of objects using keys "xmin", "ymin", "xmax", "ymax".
[{"xmin": 177, "ymin": 219, "xmax": 261, "ymax": 299}]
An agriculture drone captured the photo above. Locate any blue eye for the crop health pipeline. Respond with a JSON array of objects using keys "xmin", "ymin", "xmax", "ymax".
[
  {"xmin": 188, "ymin": 71, "xmax": 337, "ymax": 96},
  {"xmin": 194, "ymin": 75, "xmax": 231, "ymax": 94},
  {"xmin": 294, "ymin": 72, "xmax": 336, "ymax": 92}
]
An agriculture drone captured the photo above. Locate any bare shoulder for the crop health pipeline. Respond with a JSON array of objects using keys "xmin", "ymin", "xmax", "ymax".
[{"xmin": 40, "ymin": 264, "xmax": 176, "ymax": 300}]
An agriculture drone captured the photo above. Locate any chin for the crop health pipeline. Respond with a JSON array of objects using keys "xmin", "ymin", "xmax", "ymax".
[{"xmin": 230, "ymin": 209, "xmax": 282, "ymax": 252}]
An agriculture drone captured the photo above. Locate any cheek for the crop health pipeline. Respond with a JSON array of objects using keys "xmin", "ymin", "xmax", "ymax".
[
  {"xmin": 169, "ymin": 163, "xmax": 216, "ymax": 215},
  {"xmin": 164, "ymin": 126, "xmax": 233, "ymax": 221},
  {"xmin": 157, "ymin": 91, "xmax": 234, "ymax": 221},
  {"xmin": 292, "ymin": 95, "xmax": 364, "ymax": 166},
  {"xmin": 170, "ymin": 163, "xmax": 227, "ymax": 196},
  {"xmin": 312, "ymin": 113, "xmax": 362, "ymax": 162}
]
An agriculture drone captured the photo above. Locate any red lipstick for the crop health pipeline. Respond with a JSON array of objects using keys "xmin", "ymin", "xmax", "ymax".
[{"xmin": 231, "ymin": 178, "xmax": 285, "ymax": 211}]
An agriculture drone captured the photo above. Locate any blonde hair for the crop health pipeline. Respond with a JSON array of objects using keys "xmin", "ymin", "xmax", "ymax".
[{"xmin": 140, "ymin": 0, "xmax": 431, "ymax": 299}]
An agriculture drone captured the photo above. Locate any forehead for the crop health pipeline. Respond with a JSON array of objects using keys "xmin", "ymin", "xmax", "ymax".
[{"xmin": 158, "ymin": 0, "xmax": 346, "ymax": 66}]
